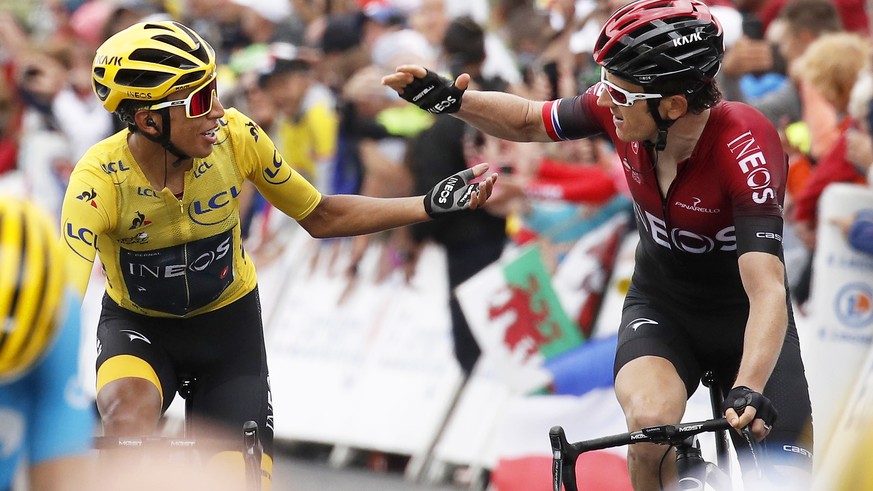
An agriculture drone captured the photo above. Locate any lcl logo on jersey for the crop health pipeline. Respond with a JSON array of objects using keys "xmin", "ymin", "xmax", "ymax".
[
  {"xmin": 263, "ymin": 149, "xmax": 292, "ymax": 185},
  {"xmin": 101, "ymin": 160, "xmax": 130, "ymax": 174},
  {"xmin": 187, "ymin": 186, "xmax": 240, "ymax": 225},
  {"xmin": 193, "ymin": 161, "xmax": 213, "ymax": 179},
  {"xmin": 63, "ymin": 220, "xmax": 98, "ymax": 261}
]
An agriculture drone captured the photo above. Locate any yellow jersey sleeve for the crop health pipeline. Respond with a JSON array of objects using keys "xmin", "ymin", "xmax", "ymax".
[
  {"xmin": 60, "ymin": 146, "xmax": 121, "ymax": 298},
  {"xmin": 228, "ymin": 110, "xmax": 322, "ymax": 221}
]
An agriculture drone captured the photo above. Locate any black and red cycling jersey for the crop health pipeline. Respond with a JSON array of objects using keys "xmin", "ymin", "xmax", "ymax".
[{"xmin": 541, "ymin": 85, "xmax": 788, "ymax": 307}]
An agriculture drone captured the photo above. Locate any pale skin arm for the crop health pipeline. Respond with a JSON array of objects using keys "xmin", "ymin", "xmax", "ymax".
[
  {"xmin": 297, "ymin": 163, "xmax": 496, "ymax": 238},
  {"xmin": 381, "ymin": 65, "xmax": 553, "ymax": 143},
  {"xmin": 726, "ymin": 251, "xmax": 789, "ymax": 439}
]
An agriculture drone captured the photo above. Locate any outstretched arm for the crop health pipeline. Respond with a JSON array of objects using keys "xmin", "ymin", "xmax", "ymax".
[
  {"xmin": 382, "ymin": 65, "xmax": 553, "ymax": 142},
  {"xmin": 297, "ymin": 163, "xmax": 497, "ymax": 238}
]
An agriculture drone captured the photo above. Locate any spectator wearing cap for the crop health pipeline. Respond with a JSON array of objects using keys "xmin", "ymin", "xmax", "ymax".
[{"xmin": 258, "ymin": 42, "xmax": 338, "ymax": 190}]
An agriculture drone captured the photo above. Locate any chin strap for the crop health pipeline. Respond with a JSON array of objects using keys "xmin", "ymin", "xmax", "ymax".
[
  {"xmin": 645, "ymin": 98, "xmax": 675, "ymax": 152},
  {"xmin": 141, "ymin": 108, "xmax": 190, "ymax": 165}
]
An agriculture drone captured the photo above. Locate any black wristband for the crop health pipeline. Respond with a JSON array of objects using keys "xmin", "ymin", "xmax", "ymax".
[{"xmin": 400, "ymin": 69, "xmax": 465, "ymax": 114}]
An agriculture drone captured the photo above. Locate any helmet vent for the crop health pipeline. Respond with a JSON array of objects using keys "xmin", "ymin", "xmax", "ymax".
[
  {"xmin": 177, "ymin": 71, "xmax": 206, "ymax": 86},
  {"xmin": 131, "ymin": 47, "xmax": 198, "ymax": 70},
  {"xmin": 93, "ymin": 80, "xmax": 110, "ymax": 100},
  {"xmin": 114, "ymin": 68, "xmax": 174, "ymax": 88}
]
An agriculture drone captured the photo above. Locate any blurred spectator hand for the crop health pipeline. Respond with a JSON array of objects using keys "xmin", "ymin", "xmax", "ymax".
[
  {"xmin": 721, "ymin": 36, "xmax": 774, "ymax": 77},
  {"xmin": 15, "ymin": 52, "xmax": 67, "ymax": 104}
]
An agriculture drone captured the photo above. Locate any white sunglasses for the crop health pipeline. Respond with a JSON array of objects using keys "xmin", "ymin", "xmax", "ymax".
[{"xmin": 599, "ymin": 71, "xmax": 662, "ymax": 107}]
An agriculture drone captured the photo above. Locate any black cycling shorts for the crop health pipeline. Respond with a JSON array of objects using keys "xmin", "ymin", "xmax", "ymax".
[
  {"xmin": 614, "ymin": 284, "xmax": 814, "ymax": 472},
  {"xmin": 96, "ymin": 287, "xmax": 274, "ymax": 455}
]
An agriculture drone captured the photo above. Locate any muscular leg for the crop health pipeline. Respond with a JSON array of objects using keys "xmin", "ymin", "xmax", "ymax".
[
  {"xmin": 615, "ymin": 356, "xmax": 688, "ymax": 491},
  {"xmin": 97, "ymin": 377, "xmax": 162, "ymax": 436}
]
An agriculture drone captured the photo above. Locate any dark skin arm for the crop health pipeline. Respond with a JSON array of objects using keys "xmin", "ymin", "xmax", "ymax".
[{"xmin": 297, "ymin": 162, "xmax": 497, "ymax": 238}]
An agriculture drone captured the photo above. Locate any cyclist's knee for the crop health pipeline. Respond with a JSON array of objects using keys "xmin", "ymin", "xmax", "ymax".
[
  {"xmin": 97, "ymin": 377, "xmax": 162, "ymax": 435},
  {"xmin": 620, "ymin": 394, "xmax": 685, "ymax": 433}
]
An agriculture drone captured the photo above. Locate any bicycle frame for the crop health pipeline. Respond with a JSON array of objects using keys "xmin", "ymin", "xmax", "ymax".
[{"xmin": 93, "ymin": 378, "xmax": 264, "ymax": 491}]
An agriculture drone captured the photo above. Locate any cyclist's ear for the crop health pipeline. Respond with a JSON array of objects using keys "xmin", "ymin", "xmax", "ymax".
[{"xmin": 661, "ymin": 94, "xmax": 688, "ymax": 121}]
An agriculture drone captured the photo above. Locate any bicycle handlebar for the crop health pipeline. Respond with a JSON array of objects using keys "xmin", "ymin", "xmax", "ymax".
[
  {"xmin": 93, "ymin": 435, "xmax": 239, "ymax": 450},
  {"xmin": 549, "ymin": 418, "xmax": 741, "ymax": 491}
]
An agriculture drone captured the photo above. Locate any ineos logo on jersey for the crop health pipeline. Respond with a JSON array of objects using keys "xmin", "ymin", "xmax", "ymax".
[
  {"xmin": 188, "ymin": 186, "xmax": 240, "ymax": 225},
  {"xmin": 635, "ymin": 204, "xmax": 736, "ymax": 253},
  {"xmin": 121, "ymin": 231, "xmax": 235, "ymax": 315},
  {"xmin": 125, "ymin": 236, "xmax": 231, "ymax": 279},
  {"xmin": 263, "ymin": 149, "xmax": 292, "ymax": 185},
  {"xmin": 727, "ymin": 131, "xmax": 776, "ymax": 204}
]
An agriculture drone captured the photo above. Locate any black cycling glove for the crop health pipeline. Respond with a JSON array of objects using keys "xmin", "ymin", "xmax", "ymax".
[
  {"xmin": 424, "ymin": 167, "xmax": 480, "ymax": 217},
  {"xmin": 400, "ymin": 69, "xmax": 464, "ymax": 114},
  {"xmin": 721, "ymin": 386, "xmax": 778, "ymax": 427}
]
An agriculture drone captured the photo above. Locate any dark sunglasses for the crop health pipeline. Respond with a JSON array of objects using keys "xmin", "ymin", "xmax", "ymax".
[{"xmin": 148, "ymin": 74, "xmax": 218, "ymax": 118}]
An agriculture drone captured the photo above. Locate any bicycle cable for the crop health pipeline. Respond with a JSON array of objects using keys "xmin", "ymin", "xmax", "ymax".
[{"xmin": 657, "ymin": 445, "xmax": 673, "ymax": 491}]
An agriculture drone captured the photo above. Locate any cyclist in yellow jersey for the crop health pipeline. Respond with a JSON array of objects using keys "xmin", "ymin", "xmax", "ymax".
[{"xmin": 60, "ymin": 20, "xmax": 495, "ymax": 489}]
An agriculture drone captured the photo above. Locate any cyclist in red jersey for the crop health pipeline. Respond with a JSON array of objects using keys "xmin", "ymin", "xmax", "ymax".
[{"xmin": 383, "ymin": 0, "xmax": 813, "ymax": 489}]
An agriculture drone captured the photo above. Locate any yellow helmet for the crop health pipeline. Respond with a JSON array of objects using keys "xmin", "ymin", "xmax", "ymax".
[
  {"xmin": 0, "ymin": 197, "xmax": 66, "ymax": 382},
  {"xmin": 92, "ymin": 20, "xmax": 216, "ymax": 113}
]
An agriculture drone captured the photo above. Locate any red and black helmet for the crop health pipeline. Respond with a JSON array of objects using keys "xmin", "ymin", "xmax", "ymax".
[{"xmin": 593, "ymin": 0, "xmax": 724, "ymax": 88}]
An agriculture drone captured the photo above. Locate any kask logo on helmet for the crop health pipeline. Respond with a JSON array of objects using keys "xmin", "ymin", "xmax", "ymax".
[
  {"xmin": 94, "ymin": 55, "xmax": 122, "ymax": 66},
  {"xmin": 672, "ymin": 32, "xmax": 703, "ymax": 47}
]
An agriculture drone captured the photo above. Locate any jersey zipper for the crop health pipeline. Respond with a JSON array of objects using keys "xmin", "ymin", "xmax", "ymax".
[{"xmin": 183, "ymin": 242, "xmax": 191, "ymax": 313}]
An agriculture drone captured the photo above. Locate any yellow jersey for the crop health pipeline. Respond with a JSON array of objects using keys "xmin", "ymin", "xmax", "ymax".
[{"xmin": 60, "ymin": 108, "xmax": 322, "ymax": 317}]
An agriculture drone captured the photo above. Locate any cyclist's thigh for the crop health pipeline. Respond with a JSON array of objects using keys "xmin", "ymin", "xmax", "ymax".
[
  {"xmin": 177, "ymin": 288, "xmax": 273, "ymax": 455},
  {"xmin": 615, "ymin": 286, "xmax": 702, "ymax": 398},
  {"xmin": 96, "ymin": 294, "xmax": 177, "ymax": 410}
]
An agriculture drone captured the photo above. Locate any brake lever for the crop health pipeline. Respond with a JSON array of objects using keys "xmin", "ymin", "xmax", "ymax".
[{"xmin": 549, "ymin": 426, "xmax": 579, "ymax": 491}]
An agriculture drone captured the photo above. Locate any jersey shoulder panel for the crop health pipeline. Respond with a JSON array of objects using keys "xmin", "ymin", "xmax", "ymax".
[
  {"xmin": 704, "ymin": 101, "xmax": 787, "ymax": 213},
  {"xmin": 219, "ymin": 107, "xmax": 272, "ymax": 180}
]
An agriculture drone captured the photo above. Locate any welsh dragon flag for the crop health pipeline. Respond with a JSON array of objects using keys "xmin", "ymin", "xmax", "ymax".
[{"xmin": 456, "ymin": 245, "xmax": 585, "ymax": 392}]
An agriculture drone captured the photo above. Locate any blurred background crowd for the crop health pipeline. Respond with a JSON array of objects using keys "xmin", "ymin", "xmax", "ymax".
[
  {"xmin": 1, "ymin": 0, "xmax": 873, "ymax": 488},
  {"xmin": 2, "ymin": 0, "xmax": 872, "ymax": 310}
]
